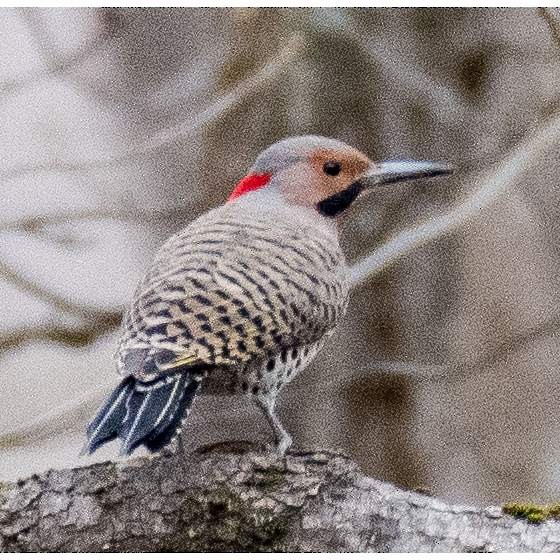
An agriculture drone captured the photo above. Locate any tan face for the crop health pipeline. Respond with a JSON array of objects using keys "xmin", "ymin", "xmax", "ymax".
[{"xmin": 275, "ymin": 147, "xmax": 372, "ymax": 208}]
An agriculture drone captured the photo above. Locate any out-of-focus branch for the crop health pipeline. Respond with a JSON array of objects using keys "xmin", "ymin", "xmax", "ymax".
[
  {"xmin": 0, "ymin": 34, "xmax": 304, "ymax": 183},
  {"xmin": 0, "ymin": 205, "xmax": 191, "ymax": 232},
  {"xmin": 19, "ymin": 8, "xmax": 63, "ymax": 64},
  {"xmin": 349, "ymin": 110, "xmax": 560, "ymax": 287},
  {"xmin": 312, "ymin": 8, "xmax": 467, "ymax": 123},
  {"xmin": 0, "ymin": 312, "xmax": 121, "ymax": 355},
  {"xmin": 538, "ymin": 7, "xmax": 560, "ymax": 55},
  {"xmin": 17, "ymin": 8, "xmax": 106, "ymax": 103},
  {"xmin": 0, "ymin": 246, "xmax": 122, "ymax": 358},
  {"xmin": 0, "ymin": 380, "xmax": 113, "ymax": 449},
  {"xmin": 362, "ymin": 315, "xmax": 560, "ymax": 384},
  {"xmin": 0, "ymin": 314, "xmax": 121, "ymax": 445},
  {"xmin": 0, "ymin": 377, "xmax": 112, "ymax": 446},
  {"xmin": 0, "ymin": 12, "xmax": 117, "ymax": 101},
  {"xmin": 0, "ymin": 260, "xmax": 111, "ymax": 322}
]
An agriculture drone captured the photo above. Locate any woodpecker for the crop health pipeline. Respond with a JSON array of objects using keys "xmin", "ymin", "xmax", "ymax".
[{"xmin": 84, "ymin": 135, "xmax": 451, "ymax": 456}]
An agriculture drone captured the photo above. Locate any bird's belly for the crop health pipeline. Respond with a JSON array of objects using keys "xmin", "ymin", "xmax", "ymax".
[{"xmin": 201, "ymin": 338, "xmax": 326, "ymax": 397}]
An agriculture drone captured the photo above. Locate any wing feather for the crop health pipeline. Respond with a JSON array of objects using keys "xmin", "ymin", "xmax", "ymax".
[{"xmin": 117, "ymin": 204, "xmax": 349, "ymax": 380}]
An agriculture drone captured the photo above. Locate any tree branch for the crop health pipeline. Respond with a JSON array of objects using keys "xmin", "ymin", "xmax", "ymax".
[
  {"xmin": 360, "ymin": 315, "xmax": 560, "ymax": 384},
  {"xmin": 0, "ymin": 205, "xmax": 191, "ymax": 232},
  {"xmin": 0, "ymin": 449, "xmax": 556, "ymax": 552},
  {"xmin": 0, "ymin": 10, "xmax": 117, "ymax": 101},
  {"xmin": 0, "ymin": 33, "xmax": 304, "ymax": 183},
  {"xmin": 538, "ymin": 7, "xmax": 560, "ymax": 56},
  {"xmin": 0, "ymin": 260, "xmax": 113, "ymax": 323},
  {"xmin": 0, "ymin": 312, "xmax": 121, "ymax": 355},
  {"xmin": 349, "ymin": 110, "xmax": 560, "ymax": 287}
]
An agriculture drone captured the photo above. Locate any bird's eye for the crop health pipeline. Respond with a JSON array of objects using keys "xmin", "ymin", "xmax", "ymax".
[{"xmin": 323, "ymin": 161, "xmax": 341, "ymax": 176}]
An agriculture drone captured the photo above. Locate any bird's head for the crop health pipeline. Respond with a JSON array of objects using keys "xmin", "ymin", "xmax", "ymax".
[{"xmin": 228, "ymin": 135, "xmax": 452, "ymax": 218}]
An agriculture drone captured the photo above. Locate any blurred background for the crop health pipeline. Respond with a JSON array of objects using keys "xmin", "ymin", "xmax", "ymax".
[{"xmin": 2, "ymin": 6, "xmax": 560, "ymax": 507}]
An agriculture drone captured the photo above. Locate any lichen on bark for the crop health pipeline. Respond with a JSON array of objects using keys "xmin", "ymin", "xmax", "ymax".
[{"xmin": 2, "ymin": 448, "xmax": 560, "ymax": 552}]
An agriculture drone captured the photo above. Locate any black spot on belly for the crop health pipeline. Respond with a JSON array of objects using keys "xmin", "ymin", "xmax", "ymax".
[{"xmin": 266, "ymin": 358, "xmax": 275, "ymax": 371}]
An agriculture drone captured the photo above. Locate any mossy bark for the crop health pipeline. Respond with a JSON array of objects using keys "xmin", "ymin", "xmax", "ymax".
[{"xmin": 1, "ymin": 449, "xmax": 560, "ymax": 552}]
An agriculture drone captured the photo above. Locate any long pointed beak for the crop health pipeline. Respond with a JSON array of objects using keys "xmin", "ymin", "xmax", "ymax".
[{"xmin": 360, "ymin": 160, "xmax": 453, "ymax": 188}]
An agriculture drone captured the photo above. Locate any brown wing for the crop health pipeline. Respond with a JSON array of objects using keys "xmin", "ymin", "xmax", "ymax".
[{"xmin": 117, "ymin": 204, "xmax": 349, "ymax": 380}]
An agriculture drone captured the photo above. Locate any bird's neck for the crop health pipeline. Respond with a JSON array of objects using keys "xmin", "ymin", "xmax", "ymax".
[{"xmin": 229, "ymin": 187, "xmax": 339, "ymax": 238}]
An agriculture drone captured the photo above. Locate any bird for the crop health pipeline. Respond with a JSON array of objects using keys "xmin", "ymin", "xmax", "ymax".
[{"xmin": 83, "ymin": 135, "xmax": 451, "ymax": 457}]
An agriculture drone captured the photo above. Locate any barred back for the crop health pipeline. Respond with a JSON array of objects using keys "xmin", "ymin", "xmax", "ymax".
[{"xmin": 118, "ymin": 201, "xmax": 349, "ymax": 380}]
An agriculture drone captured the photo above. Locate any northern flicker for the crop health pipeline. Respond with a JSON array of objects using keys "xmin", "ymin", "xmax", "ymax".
[{"xmin": 84, "ymin": 135, "xmax": 451, "ymax": 456}]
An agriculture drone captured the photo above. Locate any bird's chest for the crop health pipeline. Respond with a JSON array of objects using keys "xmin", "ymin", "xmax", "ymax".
[{"xmin": 202, "ymin": 338, "xmax": 326, "ymax": 398}]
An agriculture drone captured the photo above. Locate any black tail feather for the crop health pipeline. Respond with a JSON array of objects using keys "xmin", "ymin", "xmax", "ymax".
[
  {"xmin": 83, "ymin": 378, "xmax": 135, "ymax": 455},
  {"xmin": 84, "ymin": 371, "xmax": 201, "ymax": 455},
  {"xmin": 145, "ymin": 377, "xmax": 201, "ymax": 452}
]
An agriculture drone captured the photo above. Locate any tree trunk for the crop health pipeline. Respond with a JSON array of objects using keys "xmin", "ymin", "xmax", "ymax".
[{"xmin": 0, "ymin": 447, "xmax": 558, "ymax": 552}]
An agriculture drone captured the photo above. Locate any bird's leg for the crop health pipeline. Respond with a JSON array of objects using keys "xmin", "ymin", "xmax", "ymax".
[
  {"xmin": 176, "ymin": 432, "xmax": 185, "ymax": 456},
  {"xmin": 255, "ymin": 395, "xmax": 292, "ymax": 456}
]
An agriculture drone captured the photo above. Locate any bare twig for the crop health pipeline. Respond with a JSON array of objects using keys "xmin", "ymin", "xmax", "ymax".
[
  {"xmin": 0, "ymin": 380, "xmax": 114, "ymax": 449},
  {"xmin": 18, "ymin": 8, "xmax": 61, "ymax": 63},
  {"xmin": 312, "ymin": 8, "xmax": 467, "ymax": 123},
  {"xmin": 0, "ymin": 259, "xmax": 115, "ymax": 322},
  {"xmin": 0, "ymin": 312, "xmax": 121, "ymax": 355},
  {"xmin": 0, "ymin": 205, "xmax": 191, "ymax": 232},
  {"xmin": 17, "ymin": 8, "xmax": 106, "ymax": 103},
  {"xmin": 361, "ymin": 315, "xmax": 560, "ymax": 385},
  {"xmin": 0, "ymin": 314, "xmax": 121, "ymax": 446},
  {"xmin": 349, "ymin": 110, "xmax": 560, "ymax": 287},
  {"xmin": 0, "ymin": 12, "xmax": 117, "ymax": 101},
  {"xmin": 538, "ymin": 7, "xmax": 560, "ymax": 56}
]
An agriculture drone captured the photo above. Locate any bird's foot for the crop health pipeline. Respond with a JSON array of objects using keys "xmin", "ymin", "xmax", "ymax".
[
  {"xmin": 275, "ymin": 432, "xmax": 293, "ymax": 457},
  {"xmin": 261, "ymin": 433, "xmax": 293, "ymax": 471}
]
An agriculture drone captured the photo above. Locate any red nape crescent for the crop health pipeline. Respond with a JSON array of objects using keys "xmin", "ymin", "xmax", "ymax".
[{"xmin": 228, "ymin": 173, "xmax": 272, "ymax": 202}]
